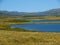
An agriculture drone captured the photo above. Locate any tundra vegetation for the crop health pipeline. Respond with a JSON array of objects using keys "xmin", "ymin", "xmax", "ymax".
[{"xmin": 0, "ymin": 15, "xmax": 60, "ymax": 45}]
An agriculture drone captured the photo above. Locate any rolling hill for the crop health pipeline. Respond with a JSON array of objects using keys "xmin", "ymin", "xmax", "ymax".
[{"xmin": 0, "ymin": 8, "xmax": 60, "ymax": 16}]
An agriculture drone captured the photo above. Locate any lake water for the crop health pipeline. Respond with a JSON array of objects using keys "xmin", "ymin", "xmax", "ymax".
[
  {"xmin": 11, "ymin": 24, "xmax": 60, "ymax": 32},
  {"xmin": 32, "ymin": 20, "xmax": 60, "ymax": 22}
]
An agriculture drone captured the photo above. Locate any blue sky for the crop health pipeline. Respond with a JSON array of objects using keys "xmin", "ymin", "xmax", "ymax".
[{"xmin": 0, "ymin": 0, "xmax": 60, "ymax": 12}]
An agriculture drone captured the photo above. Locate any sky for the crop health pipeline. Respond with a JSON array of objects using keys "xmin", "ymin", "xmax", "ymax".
[{"xmin": 0, "ymin": 0, "xmax": 60, "ymax": 12}]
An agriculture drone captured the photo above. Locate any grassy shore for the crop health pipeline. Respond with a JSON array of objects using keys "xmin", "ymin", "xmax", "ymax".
[
  {"xmin": 26, "ymin": 16, "xmax": 60, "ymax": 20},
  {"xmin": 0, "ymin": 16, "xmax": 60, "ymax": 45},
  {"xmin": 0, "ymin": 16, "xmax": 60, "ymax": 30},
  {"xmin": 0, "ymin": 31, "xmax": 59, "ymax": 45}
]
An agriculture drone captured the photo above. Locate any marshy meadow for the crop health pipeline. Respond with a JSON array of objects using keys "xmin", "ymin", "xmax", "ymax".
[{"xmin": 0, "ymin": 16, "xmax": 60, "ymax": 45}]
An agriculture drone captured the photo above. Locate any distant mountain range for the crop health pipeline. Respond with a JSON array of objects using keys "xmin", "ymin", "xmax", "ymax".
[{"xmin": 0, "ymin": 8, "xmax": 60, "ymax": 16}]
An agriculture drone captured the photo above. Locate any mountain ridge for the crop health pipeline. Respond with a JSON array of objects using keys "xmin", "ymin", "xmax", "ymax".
[{"xmin": 0, "ymin": 8, "xmax": 60, "ymax": 16}]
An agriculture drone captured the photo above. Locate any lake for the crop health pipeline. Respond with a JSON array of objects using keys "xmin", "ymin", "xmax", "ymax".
[
  {"xmin": 32, "ymin": 20, "xmax": 60, "ymax": 22},
  {"xmin": 11, "ymin": 24, "xmax": 60, "ymax": 32}
]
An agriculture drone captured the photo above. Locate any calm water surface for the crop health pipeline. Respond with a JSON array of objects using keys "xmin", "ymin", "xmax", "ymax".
[
  {"xmin": 11, "ymin": 24, "xmax": 60, "ymax": 32},
  {"xmin": 32, "ymin": 20, "xmax": 60, "ymax": 22}
]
